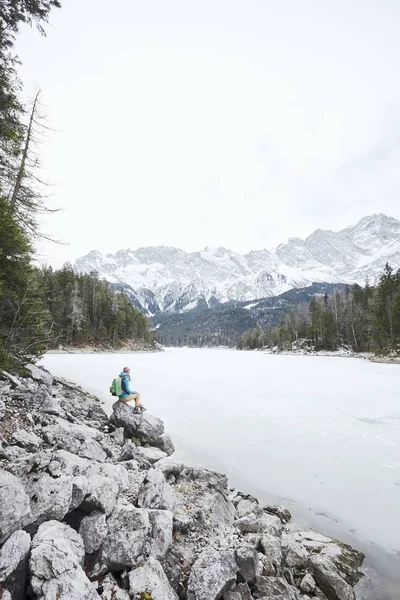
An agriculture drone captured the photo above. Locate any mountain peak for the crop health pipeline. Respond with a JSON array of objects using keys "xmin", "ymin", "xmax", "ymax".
[{"xmin": 74, "ymin": 214, "xmax": 400, "ymax": 315}]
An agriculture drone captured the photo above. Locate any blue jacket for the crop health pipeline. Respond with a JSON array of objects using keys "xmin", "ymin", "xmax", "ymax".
[{"xmin": 119, "ymin": 372, "xmax": 137, "ymax": 398}]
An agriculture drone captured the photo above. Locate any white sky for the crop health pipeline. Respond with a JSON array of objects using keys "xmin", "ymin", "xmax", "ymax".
[{"xmin": 16, "ymin": 0, "xmax": 400, "ymax": 266}]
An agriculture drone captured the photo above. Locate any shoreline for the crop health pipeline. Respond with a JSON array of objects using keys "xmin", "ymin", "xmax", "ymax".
[
  {"xmin": 241, "ymin": 347, "xmax": 400, "ymax": 365},
  {"xmin": 46, "ymin": 343, "xmax": 162, "ymax": 355},
  {"xmin": 0, "ymin": 365, "xmax": 396, "ymax": 599}
]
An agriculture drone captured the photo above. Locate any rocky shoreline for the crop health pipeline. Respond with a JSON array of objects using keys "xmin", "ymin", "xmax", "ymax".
[{"xmin": 0, "ymin": 366, "xmax": 367, "ymax": 599}]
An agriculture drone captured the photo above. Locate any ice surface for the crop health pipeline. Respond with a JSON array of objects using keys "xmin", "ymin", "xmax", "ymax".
[{"xmin": 42, "ymin": 349, "xmax": 400, "ymax": 581}]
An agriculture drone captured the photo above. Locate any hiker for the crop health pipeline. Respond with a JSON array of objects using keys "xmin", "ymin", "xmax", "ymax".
[{"xmin": 110, "ymin": 366, "xmax": 146, "ymax": 413}]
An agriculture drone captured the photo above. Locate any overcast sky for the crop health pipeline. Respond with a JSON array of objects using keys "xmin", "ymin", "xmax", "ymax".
[{"xmin": 16, "ymin": 0, "xmax": 400, "ymax": 266}]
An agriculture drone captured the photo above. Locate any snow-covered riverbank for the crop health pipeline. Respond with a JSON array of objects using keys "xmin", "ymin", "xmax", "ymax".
[{"xmin": 0, "ymin": 365, "xmax": 378, "ymax": 599}]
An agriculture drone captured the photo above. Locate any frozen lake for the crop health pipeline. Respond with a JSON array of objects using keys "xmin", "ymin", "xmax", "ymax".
[{"xmin": 42, "ymin": 348, "xmax": 400, "ymax": 594}]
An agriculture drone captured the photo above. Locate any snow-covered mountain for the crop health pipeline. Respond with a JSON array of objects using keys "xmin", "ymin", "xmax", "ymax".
[{"xmin": 74, "ymin": 214, "xmax": 400, "ymax": 315}]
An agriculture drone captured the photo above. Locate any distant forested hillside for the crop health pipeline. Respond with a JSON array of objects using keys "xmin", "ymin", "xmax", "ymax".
[
  {"xmin": 238, "ymin": 264, "xmax": 400, "ymax": 355},
  {"xmin": 153, "ymin": 283, "xmax": 345, "ymax": 347}
]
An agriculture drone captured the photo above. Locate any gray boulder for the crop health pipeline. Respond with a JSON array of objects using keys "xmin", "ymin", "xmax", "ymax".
[
  {"xmin": 235, "ymin": 545, "xmax": 260, "ymax": 584},
  {"xmin": 86, "ymin": 462, "xmax": 130, "ymax": 493},
  {"xmin": 281, "ymin": 532, "xmax": 309, "ymax": 569},
  {"xmin": 137, "ymin": 468, "xmax": 176, "ymax": 511},
  {"xmin": 0, "ymin": 529, "xmax": 31, "ymax": 600},
  {"xmin": 128, "ymin": 557, "xmax": 178, "ymax": 600},
  {"xmin": 223, "ymin": 592, "xmax": 241, "ymax": 600},
  {"xmin": 156, "ymin": 461, "xmax": 235, "ymax": 535},
  {"xmin": 0, "ymin": 469, "xmax": 31, "ymax": 544},
  {"xmin": 148, "ymin": 509, "xmax": 173, "ymax": 560},
  {"xmin": 79, "ymin": 511, "xmax": 108, "ymax": 554},
  {"xmin": 69, "ymin": 475, "xmax": 89, "ymax": 512},
  {"xmin": 78, "ymin": 438, "xmax": 107, "ymax": 462},
  {"xmin": 43, "ymin": 418, "xmax": 103, "ymax": 446},
  {"xmin": 263, "ymin": 504, "xmax": 292, "ymax": 524},
  {"xmin": 35, "ymin": 386, "xmax": 64, "ymax": 416},
  {"xmin": 187, "ymin": 548, "xmax": 237, "ymax": 600},
  {"xmin": 118, "ymin": 441, "xmax": 137, "ymax": 461},
  {"xmin": 12, "ymin": 428, "xmax": 41, "ymax": 453},
  {"xmin": 137, "ymin": 413, "xmax": 165, "ymax": 444},
  {"xmin": 23, "ymin": 472, "xmax": 73, "ymax": 533},
  {"xmin": 294, "ymin": 531, "xmax": 364, "ymax": 587},
  {"xmin": 233, "ymin": 583, "xmax": 252, "ymax": 600},
  {"xmin": 83, "ymin": 473, "xmax": 119, "ymax": 515},
  {"xmin": 236, "ymin": 498, "xmax": 260, "ymax": 518},
  {"xmin": 111, "ymin": 400, "xmax": 139, "ymax": 433},
  {"xmin": 310, "ymin": 555, "xmax": 355, "ymax": 600},
  {"xmin": 258, "ymin": 552, "xmax": 276, "ymax": 577},
  {"xmin": 112, "ymin": 402, "xmax": 164, "ymax": 443},
  {"xmin": 100, "ymin": 574, "xmax": 130, "ymax": 600},
  {"xmin": 253, "ymin": 575, "xmax": 300, "ymax": 599},
  {"xmin": 102, "ymin": 503, "xmax": 151, "ymax": 570},
  {"xmin": 135, "ymin": 446, "xmax": 167, "ymax": 464},
  {"xmin": 30, "ymin": 520, "xmax": 99, "ymax": 599},
  {"xmin": 260, "ymin": 533, "xmax": 282, "ymax": 569},
  {"xmin": 26, "ymin": 364, "xmax": 53, "ymax": 391},
  {"xmin": 153, "ymin": 433, "xmax": 175, "ymax": 456},
  {"xmin": 234, "ymin": 512, "xmax": 282, "ymax": 536},
  {"xmin": 111, "ymin": 427, "xmax": 125, "ymax": 446},
  {"xmin": 300, "ymin": 573, "xmax": 316, "ymax": 594}
]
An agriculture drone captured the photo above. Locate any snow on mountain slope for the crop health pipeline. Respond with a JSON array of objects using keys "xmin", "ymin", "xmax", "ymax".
[{"xmin": 74, "ymin": 214, "xmax": 400, "ymax": 314}]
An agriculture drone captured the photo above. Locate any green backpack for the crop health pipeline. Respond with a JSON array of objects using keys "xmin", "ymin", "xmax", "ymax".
[{"xmin": 110, "ymin": 376, "xmax": 123, "ymax": 397}]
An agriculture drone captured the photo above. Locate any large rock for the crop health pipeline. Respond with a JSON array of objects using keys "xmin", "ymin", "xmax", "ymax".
[
  {"xmin": 0, "ymin": 469, "xmax": 31, "ymax": 544},
  {"xmin": 235, "ymin": 545, "xmax": 260, "ymax": 584},
  {"xmin": 253, "ymin": 575, "xmax": 300, "ymax": 599},
  {"xmin": 78, "ymin": 438, "xmax": 107, "ymax": 462},
  {"xmin": 260, "ymin": 533, "xmax": 282, "ymax": 569},
  {"xmin": 310, "ymin": 555, "xmax": 355, "ymax": 600},
  {"xmin": 135, "ymin": 446, "xmax": 167, "ymax": 464},
  {"xmin": 300, "ymin": 573, "xmax": 316, "ymax": 594},
  {"xmin": 148, "ymin": 509, "xmax": 173, "ymax": 560},
  {"xmin": 34, "ymin": 385, "xmax": 64, "ymax": 416},
  {"xmin": 12, "ymin": 428, "xmax": 42, "ymax": 452},
  {"xmin": 102, "ymin": 503, "xmax": 151, "ymax": 570},
  {"xmin": 153, "ymin": 433, "xmax": 175, "ymax": 456},
  {"xmin": 111, "ymin": 427, "xmax": 125, "ymax": 446},
  {"xmin": 83, "ymin": 473, "xmax": 119, "ymax": 515},
  {"xmin": 79, "ymin": 511, "xmax": 108, "ymax": 554},
  {"xmin": 23, "ymin": 472, "xmax": 73, "ymax": 533},
  {"xmin": 187, "ymin": 549, "xmax": 238, "ymax": 600},
  {"xmin": 235, "ymin": 582, "xmax": 252, "ymax": 599},
  {"xmin": 234, "ymin": 512, "xmax": 282, "ymax": 536},
  {"xmin": 281, "ymin": 532, "xmax": 309, "ymax": 569},
  {"xmin": 69, "ymin": 475, "xmax": 89, "ymax": 511},
  {"xmin": 156, "ymin": 461, "xmax": 235, "ymax": 535},
  {"xmin": 112, "ymin": 402, "xmax": 164, "ymax": 443},
  {"xmin": 137, "ymin": 413, "xmax": 165, "ymax": 443},
  {"xmin": 0, "ymin": 529, "xmax": 31, "ymax": 600},
  {"xmin": 294, "ymin": 531, "xmax": 364, "ymax": 586},
  {"xmin": 30, "ymin": 520, "xmax": 99, "ymax": 599},
  {"xmin": 26, "ymin": 364, "xmax": 53, "ymax": 391},
  {"xmin": 128, "ymin": 557, "xmax": 178, "ymax": 600},
  {"xmin": 118, "ymin": 441, "xmax": 138, "ymax": 461},
  {"xmin": 137, "ymin": 468, "xmax": 175, "ymax": 511},
  {"xmin": 43, "ymin": 419, "xmax": 103, "ymax": 455},
  {"xmin": 99, "ymin": 574, "xmax": 130, "ymax": 599},
  {"xmin": 263, "ymin": 504, "xmax": 292, "ymax": 524}
]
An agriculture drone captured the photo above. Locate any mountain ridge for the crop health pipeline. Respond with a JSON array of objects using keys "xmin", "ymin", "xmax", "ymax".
[{"xmin": 74, "ymin": 213, "xmax": 400, "ymax": 315}]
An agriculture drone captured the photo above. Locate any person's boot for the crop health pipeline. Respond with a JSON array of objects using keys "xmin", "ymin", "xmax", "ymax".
[
  {"xmin": 140, "ymin": 406, "xmax": 147, "ymax": 413},
  {"xmin": 133, "ymin": 406, "xmax": 141, "ymax": 414}
]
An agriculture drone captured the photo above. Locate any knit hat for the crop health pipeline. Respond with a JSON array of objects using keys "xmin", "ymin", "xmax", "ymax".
[{"xmin": 122, "ymin": 366, "xmax": 130, "ymax": 373}]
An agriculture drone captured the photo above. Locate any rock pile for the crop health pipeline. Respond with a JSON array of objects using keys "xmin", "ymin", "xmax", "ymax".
[{"xmin": 0, "ymin": 366, "xmax": 365, "ymax": 599}]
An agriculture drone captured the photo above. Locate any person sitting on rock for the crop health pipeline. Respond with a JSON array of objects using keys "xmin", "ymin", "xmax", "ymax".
[{"xmin": 117, "ymin": 366, "xmax": 146, "ymax": 414}]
